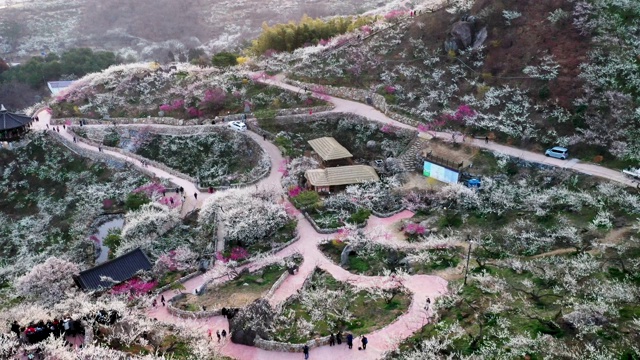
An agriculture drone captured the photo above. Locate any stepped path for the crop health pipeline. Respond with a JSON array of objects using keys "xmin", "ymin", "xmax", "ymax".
[{"xmin": 30, "ymin": 69, "xmax": 637, "ymax": 358}]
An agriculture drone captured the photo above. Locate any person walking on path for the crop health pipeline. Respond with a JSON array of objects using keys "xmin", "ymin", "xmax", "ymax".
[
  {"xmin": 426, "ymin": 297, "xmax": 431, "ymax": 310},
  {"xmin": 361, "ymin": 335, "xmax": 368, "ymax": 350},
  {"xmin": 329, "ymin": 333, "xmax": 335, "ymax": 346},
  {"xmin": 336, "ymin": 331, "xmax": 342, "ymax": 345},
  {"xmin": 303, "ymin": 344, "xmax": 309, "ymax": 359},
  {"xmin": 152, "ymin": 299, "xmax": 157, "ymax": 308},
  {"xmin": 346, "ymin": 333, "xmax": 353, "ymax": 349},
  {"xmin": 194, "ymin": 192, "xmax": 198, "ymax": 200},
  {"xmin": 485, "ymin": 136, "xmax": 488, "ymax": 144},
  {"xmin": 161, "ymin": 295, "xmax": 165, "ymax": 306},
  {"xmin": 11, "ymin": 321, "xmax": 20, "ymax": 338},
  {"xmin": 216, "ymin": 330, "xmax": 221, "ymax": 342},
  {"xmin": 73, "ymin": 136, "xmax": 76, "ymax": 143},
  {"xmin": 221, "ymin": 329, "xmax": 227, "ymax": 340},
  {"xmin": 208, "ymin": 328, "xmax": 212, "ymax": 340}
]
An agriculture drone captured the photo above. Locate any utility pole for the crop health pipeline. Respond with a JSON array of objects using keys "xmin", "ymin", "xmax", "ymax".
[{"xmin": 463, "ymin": 234, "xmax": 473, "ymax": 286}]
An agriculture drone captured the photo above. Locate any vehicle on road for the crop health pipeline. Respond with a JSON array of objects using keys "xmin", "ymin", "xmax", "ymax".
[
  {"xmin": 228, "ymin": 121, "xmax": 247, "ymax": 131},
  {"xmin": 545, "ymin": 146, "xmax": 569, "ymax": 160}
]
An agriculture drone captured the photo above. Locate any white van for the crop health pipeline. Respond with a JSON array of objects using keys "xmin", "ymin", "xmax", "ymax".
[{"xmin": 228, "ymin": 120, "xmax": 247, "ymax": 131}]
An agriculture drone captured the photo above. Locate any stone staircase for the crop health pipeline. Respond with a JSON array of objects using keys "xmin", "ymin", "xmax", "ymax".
[{"xmin": 398, "ymin": 136, "xmax": 429, "ymax": 172}]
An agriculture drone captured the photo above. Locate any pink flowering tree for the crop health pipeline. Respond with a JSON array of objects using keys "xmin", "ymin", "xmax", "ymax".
[
  {"xmin": 15, "ymin": 257, "xmax": 80, "ymax": 306},
  {"xmin": 132, "ymin": 182, "xmax": 166, "ymax": 199},
  {"xmin": 110, "ymin": 278, "xmax": 157, "ymax": 297},
  {"xmin": 154, "ymin": 247, "xmax": 197, "ymax": 274}
]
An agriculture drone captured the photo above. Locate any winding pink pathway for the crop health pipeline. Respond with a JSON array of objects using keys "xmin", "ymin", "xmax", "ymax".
[
  {"xmin": 31, "ymin": 71, "xmax": 637, "ymax": 359},
  {"xmin": 33, "ymin": 109, "xmax": 448, "ymax": 360}
]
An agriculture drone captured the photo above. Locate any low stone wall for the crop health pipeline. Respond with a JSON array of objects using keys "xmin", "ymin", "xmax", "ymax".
[
  {"xmin": 303, "ymin": 211, "xmax": 367, "ymax": 234},
  {"xmin": 155, "ymin": 270, "xmax": 202, "ymax": 294},
  {"xmin": 166, "ymin": 293, "xmax": 224, "ymax": 319},
  {"xmin": 50, "ymin": 105, "xmax": 334, "ymax": 127},
  {"xmin": 168, "ymin": 265, "xmax": 293, "ymax": 319},
  {"xmin": 254, "ymin": 336, "xmax": 331, "ymax": 352},
  {"xmin": 285, "ymin": 79, "xmax": 422, "ymax": 127},
  {"xmin": 371, "ymin": 206, "xmax": 407, "ymax": 218},
  {"xmin": 264, "ymin": 271, "xmax": 289, "ymax": 300}
]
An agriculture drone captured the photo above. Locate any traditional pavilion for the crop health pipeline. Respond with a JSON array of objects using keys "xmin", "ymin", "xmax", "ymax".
[
  {"xmin": 73, "ymin": 248, "xmax": 152, "ymax": 291},
  {"xmin": 0, "ymin": 104, "xmax": 32, "ymax": 141},
  {"xmin": 308, "ymin": 137, "xmax": 353, "ymax": 166},
  {"xmin": 305, "ymin": 165, "xmax": 380, "ymax": 193}
]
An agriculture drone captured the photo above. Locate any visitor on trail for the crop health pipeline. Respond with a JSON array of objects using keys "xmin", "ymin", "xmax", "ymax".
[
  {"xmin": 485, "ymin": 136, "xmax": 488, "ymax": 144},
  {"xmin": 180, "ymin": 186, "xmax": 184, "ymax": 194},
  {"xmin": 303, "ymin": 344, "xmax": 309, "ymax": 359},
  {"xmin": 426, "ymin": 297, "xmax": 431, "ymax": 310},
  {"xmin": 98, "ymin": 146, "xmax": 102, "ymax": 152},
  {"xmin": 194, "ymin": 192, "xmax": 198, "ymax": 200},
  {"xmin": 361, "ymin": 335, "xmax": 368, "ymax": 350},
  {"xmin": 163, "ymin": 190, "xmax": 166, "ymax": 197},
  {"xmin": 216, "ymin": 330, "xmax": 221, "ymax": 342},
  {"xmin": 346, "ymin": 333, "xmax": 353, "ymax": 349},
  {"xmin": 170, "ymin": 198, "xmax": 174, "ymax": 205},
  {"xmin": 152, "ymin": 299, "xmax": 157, "ymax": 308},
  {"xmin": 208, "ymin": 187, "xmax": 213, "ymax": 194},
  {"xmin": 336, "ymin": 331, "xmax": 342, "ymax": 345},
  {"xmin": 63, "ymin": 125, "xmax": 66, "ymax": 129},
  {"xmin": 208, "ymin": 328, "xmax": 212, "ymax": 340},
  {"xmin": 263, "ymin": 134, "xmax": 266, "ymax": 141},
  {"xmin": 73, "ymin": 137, "xmax": 76, "ymax": 143},
  {"xmin": 11, "ymin": 320, "xmax": 20, "ymax": 338},
  {"xmin": 221, "ymin": 329, "xmax": 227, "ymax": 340},
  {"xmin": 329, "ymin": 333, "xmax": 335, "ymax": 346},
  {"xmin": 161, "ymin": 295, "xmax": 165, "ymax": 306}
]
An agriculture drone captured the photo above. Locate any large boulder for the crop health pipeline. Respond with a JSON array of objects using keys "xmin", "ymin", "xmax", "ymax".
[
  {"xmin": 451, "ymin": 21, "xmax": 474, "ymax": 49},
  {"xmin": 228, "ymin": 299, "xmax": 275, "ymax": 346}
]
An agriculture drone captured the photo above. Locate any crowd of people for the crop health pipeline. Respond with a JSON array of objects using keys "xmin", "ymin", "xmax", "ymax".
[{"xmin": 10, "ymin": 317, "xmax": 85, "ymax": 345}]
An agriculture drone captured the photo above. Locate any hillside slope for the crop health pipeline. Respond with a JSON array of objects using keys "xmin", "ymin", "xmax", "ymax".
[{"xmin": 287, "ymin": 0, "xmax": 640, "ymax": 166}]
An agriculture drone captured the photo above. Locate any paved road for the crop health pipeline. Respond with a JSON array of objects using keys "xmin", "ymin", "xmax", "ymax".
[{"xmin": 262, "ymin": 76, "xmax": 638, "ymax": 188}]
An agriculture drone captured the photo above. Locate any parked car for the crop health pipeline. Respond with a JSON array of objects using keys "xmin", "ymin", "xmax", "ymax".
[
  {"xmin": 228, "ymin": 121, "xmax": 247, "ymax": 131},
  {"xmin": 545, "ymin": 146, "xmax": 569, "ymax": 160}
]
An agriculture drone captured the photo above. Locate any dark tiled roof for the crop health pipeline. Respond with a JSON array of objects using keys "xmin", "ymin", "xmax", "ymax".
[
  {"xmin": 74, "ymin": 248, "xmax": 152, "ymax": 291},
  {"xmin": 0, "ymin": 105, "xmax": 32, "ymax": 131}
]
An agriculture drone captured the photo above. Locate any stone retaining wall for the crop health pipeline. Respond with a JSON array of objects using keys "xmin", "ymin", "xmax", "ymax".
[
  {"xmin": 371, "ymin": 206, "xmax": 407, "ymax": 218},
  {"xmin": 155, "ymin": 270, "xmax": 202, "ymax": 294},
  {"xmin": 50, "ymin": 105, "xmax": 334, "ymax": 127},
  {"xmin": 285, "ymin": 79, "xmax": 422, "ymax": 127},
  {"xmin": 264, "ymin": 271, "xmax": 289, "ymax": 300},
  {"xmin": 254, "ymin": 336, "xmax": 331, "ymax": 352},
  {"xmin": 302, "ymin": 211, "xmax": 367, "ymax": 234}
]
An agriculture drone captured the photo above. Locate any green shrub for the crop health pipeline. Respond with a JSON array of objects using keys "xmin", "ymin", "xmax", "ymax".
[
  {"xmin": 211, "ymin": 52, "xmax": 239, "ymax": 67},
  {"xmin": 347, "ymin": 208, "xmax": 371, "ymax": 225},
  {"xmin": 103, "ymin": 130, "xmax": 120, "ymax": 147},
  {"xmin": 293, "ymin": 191, "xmax": 320, "ymax": 210},
  {"xmin": 125, "ymin": 192, "xmax": 150, "ymax": 211},
  {"xmin": 250, "ymin": 14, "xmax": 376, "ymax": 55}
]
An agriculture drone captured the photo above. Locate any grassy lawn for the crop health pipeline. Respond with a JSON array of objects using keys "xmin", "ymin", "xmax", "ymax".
[
  {"xmin": 272, "ymin": 269, "xmax": 411, "ymax": 343},
  {"xmin": 173, "ymin": 264, "xmax": 288, "ymax": 311},
  {"xmin": 258, "ymin": 116, "xmax": 415, "ymax": 159}
]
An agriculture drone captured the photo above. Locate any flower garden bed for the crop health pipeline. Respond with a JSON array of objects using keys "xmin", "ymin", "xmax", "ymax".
[
  {"xmin": 319, "ymin": 239, "xmax": 462, "ymax": 276},
  {"xmin": 271, "ymin": 269, "xmax": 411, "ymax": 344}
]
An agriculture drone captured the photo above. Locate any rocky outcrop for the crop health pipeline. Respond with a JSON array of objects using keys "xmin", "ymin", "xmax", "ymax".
[{"xmin": 444, "ymin": 14, "xmax": 487, "ymax": 52}]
